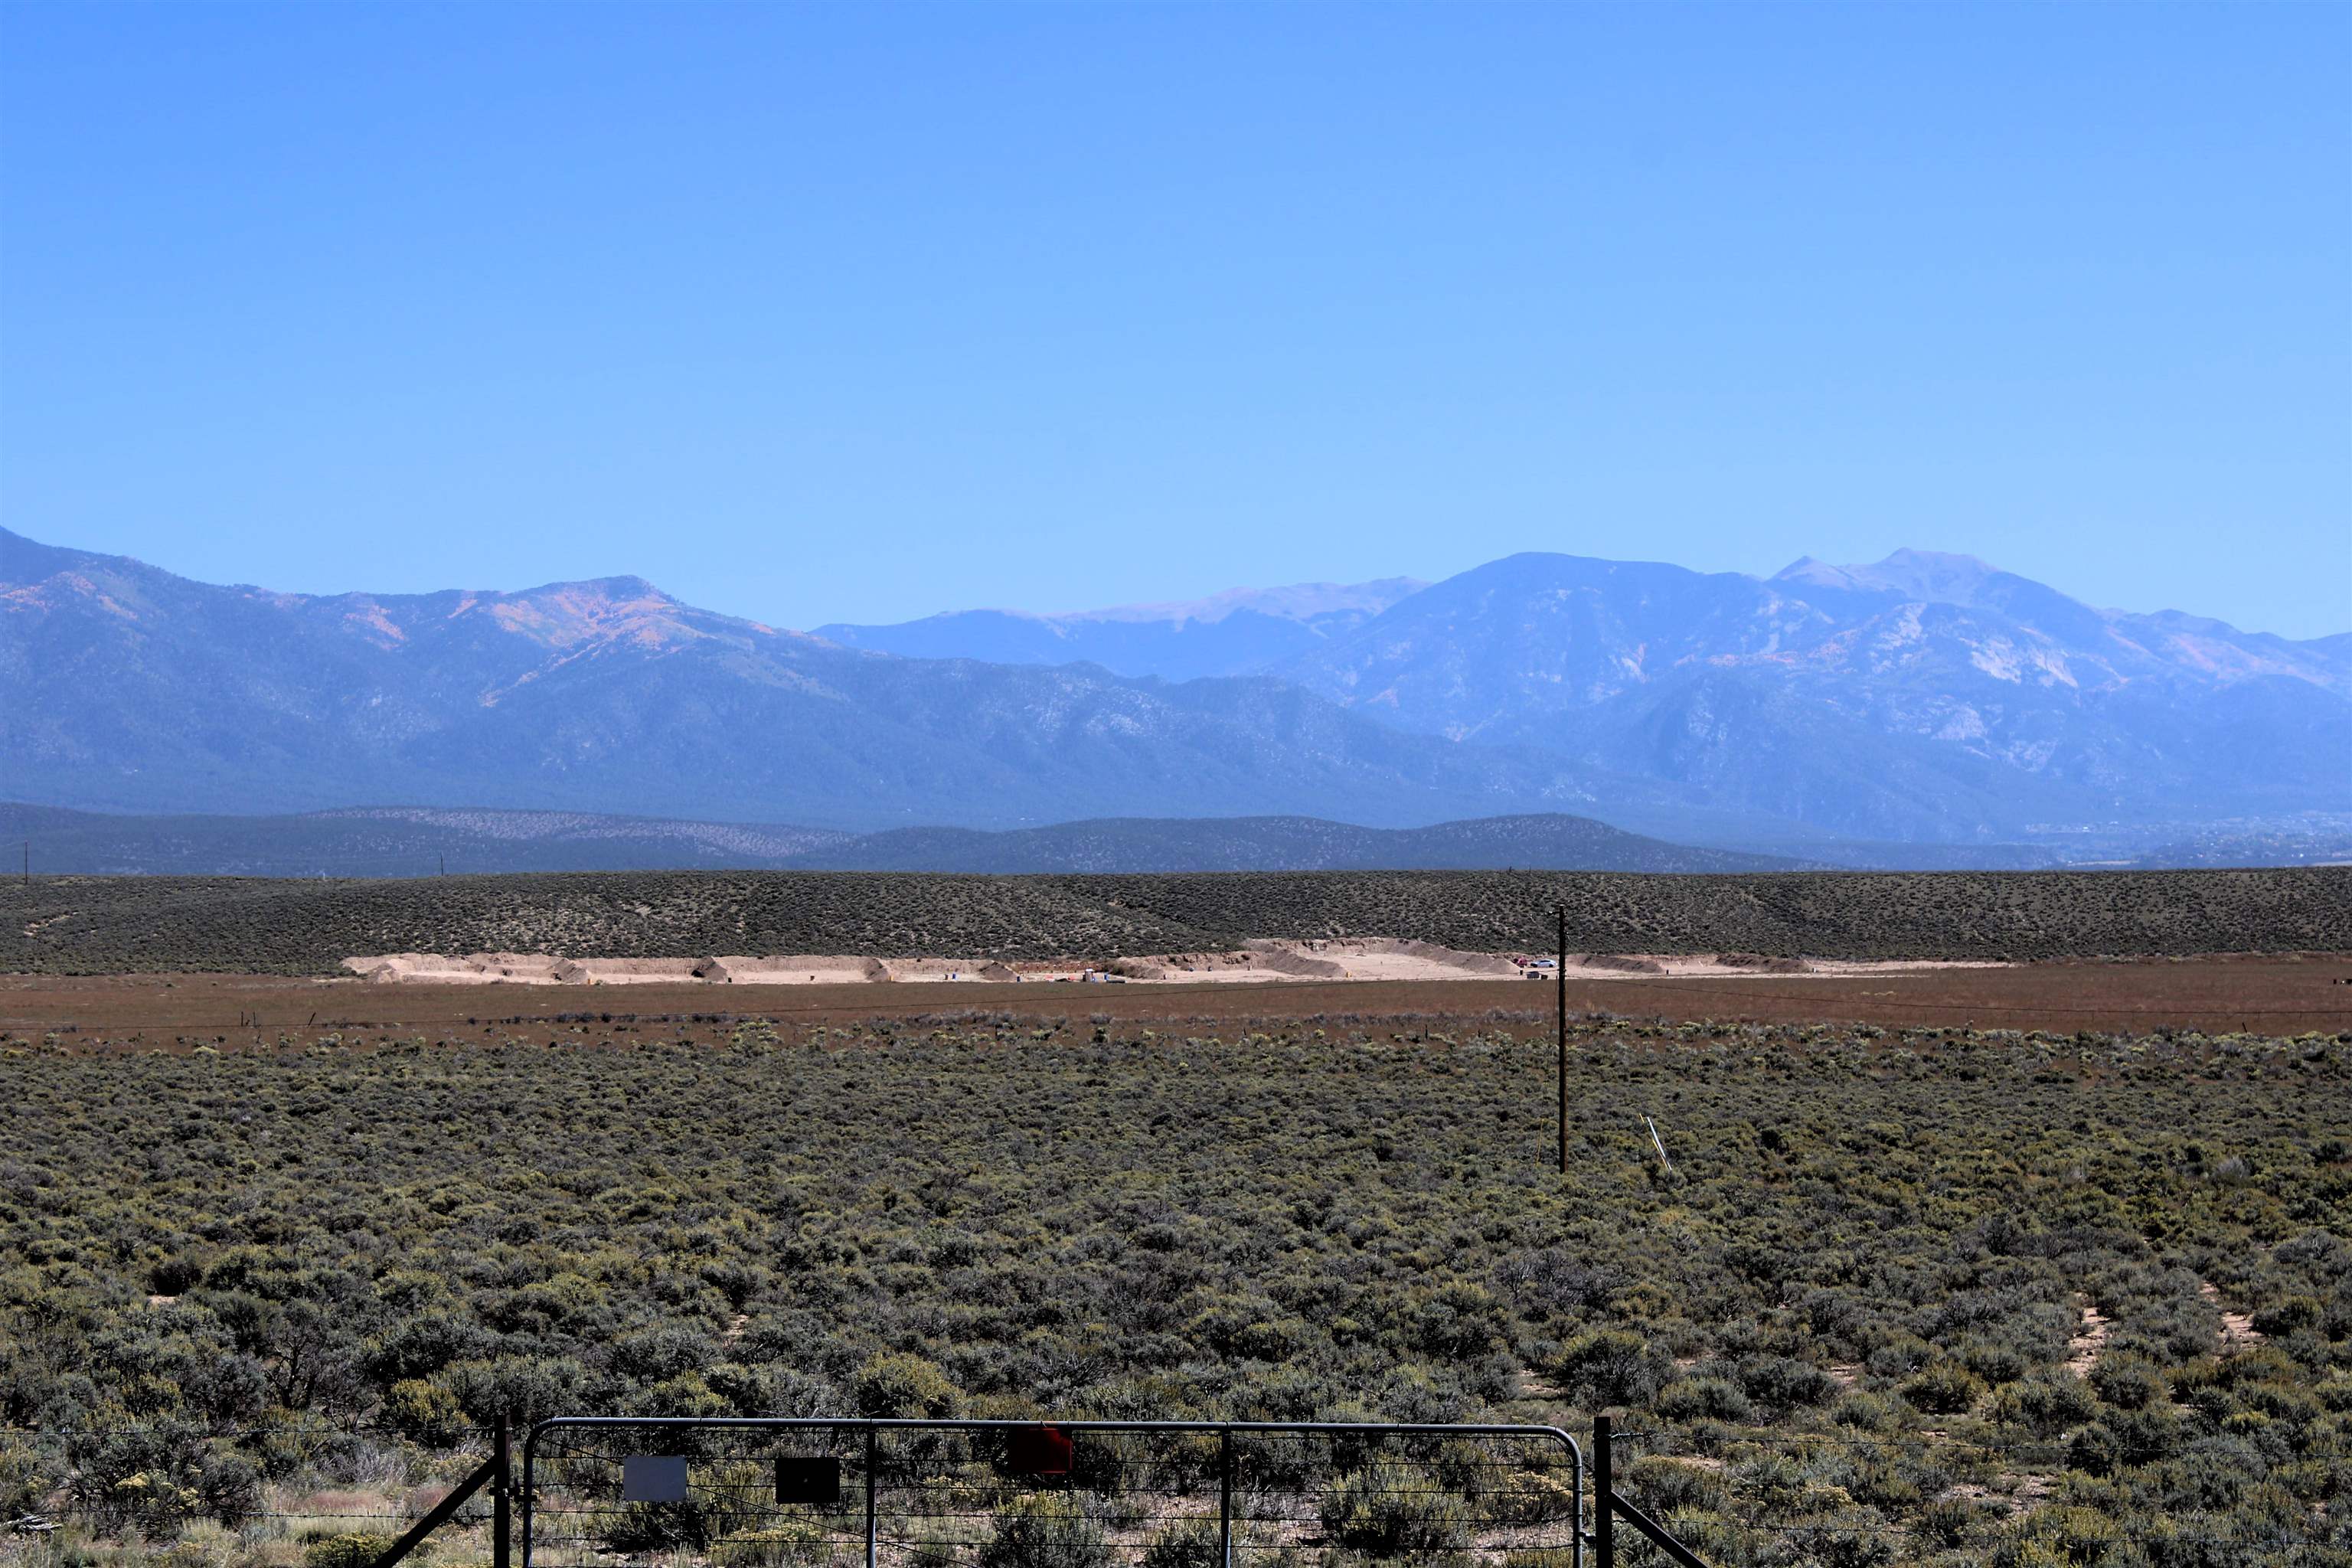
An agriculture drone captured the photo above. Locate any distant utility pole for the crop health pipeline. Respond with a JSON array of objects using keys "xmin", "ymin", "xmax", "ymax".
[
  {"xmin": 21, "ymin": 841, "xmax": 28, "ymax": 887},
  {"xmin": 439, "ymin": 854, "xmax": 446, "ymax": 877},
  {"xmin": 1556, "ymin": 906, "xmax": 1568, "ymax": 1174}
]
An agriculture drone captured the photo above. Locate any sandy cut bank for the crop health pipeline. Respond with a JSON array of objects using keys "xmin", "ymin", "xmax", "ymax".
[
  {"xmin": 343, "ymin": 938, "xmax": 1526, "ymax": 986},
  {"xmin": 344, "ymin": 952, "xmax": 1015, "ymax": 985},
  {"xmin": 342, "ymin": 938, "xmax": 2013, "ymax": 986}
]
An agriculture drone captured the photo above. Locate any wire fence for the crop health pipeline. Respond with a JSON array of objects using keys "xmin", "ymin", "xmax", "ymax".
[
  {"xmin": 523, "ymin": 1419, "xmax": 1586, "ymax": 1568},
  {"xmin": 5, "ymin": 1413, "xmax": 2341, "ymax": 1566}
]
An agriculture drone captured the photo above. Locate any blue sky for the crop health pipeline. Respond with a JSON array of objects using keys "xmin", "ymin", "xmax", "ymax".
[{"xmin": 3, "ymin": 4, "xmax": 2346, "ymax": 637}]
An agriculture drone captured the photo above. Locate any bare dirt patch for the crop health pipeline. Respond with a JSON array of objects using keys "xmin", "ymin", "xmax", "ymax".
[
  {"xmin": 2066, "ymin": 1295, "xmax": 2112, "ymax": 1378},
  {"xmin": 2202, "ymin": 1282, "xmax": 2267, "ymax": 1351}
]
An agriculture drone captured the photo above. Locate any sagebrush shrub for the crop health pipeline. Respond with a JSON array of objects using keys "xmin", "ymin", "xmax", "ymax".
[
  {"xmin": 1317, "ymin": 1459, "xmax": 1470, "ymax": 1554},
  {"xmin": 301, "ymin": 1536, "xmax": 398, "ymax": 1568},
  {"xmin": 1897, "ymin": 1362, "xmax": 1985, "ymax": 1416},
  {"xmin": 976, "ymin": 1493, "xmax": 1107, "ymax": 1568},
  {"xmin": 1550, "ymin": 1329, "xmax": 1670, "ymax": 1410}
]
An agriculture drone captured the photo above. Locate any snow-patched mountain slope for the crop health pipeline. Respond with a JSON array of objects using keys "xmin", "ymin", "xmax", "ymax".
[
  {"xmin": 1273, "ymin": 550, "xmax": 2350, "ymax": 838},
  {"xmin": 0, "ymin": 530, "xmax": 1611, "ymax": 830},
  {"xmin": 812, "ymin": 577, "xmax": 1426, "ymax": 681},
  {"xmin": 4, "ymin": 528, "xmax": 2342, "ymax": 843}
]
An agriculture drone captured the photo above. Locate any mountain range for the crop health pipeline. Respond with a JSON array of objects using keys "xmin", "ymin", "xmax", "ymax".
[
  {"xmin": 815, "ymin": 578, "xmax": 1426, "ymax": 681},
  {"xmin": 4, "ymin": 527, "xmax": 2345, "ymax": 858}
]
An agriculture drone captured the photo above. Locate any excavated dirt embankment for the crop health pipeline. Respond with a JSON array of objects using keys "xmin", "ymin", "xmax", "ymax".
[{"xmin": 341, "ymin": 938, "xmax": 2011, "ymax": 988}]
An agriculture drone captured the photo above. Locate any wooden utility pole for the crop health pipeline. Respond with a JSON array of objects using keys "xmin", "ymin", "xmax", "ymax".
[{"xmin": 1557, "ymin": 906, "xmax": 1568, "ymax": 1174}]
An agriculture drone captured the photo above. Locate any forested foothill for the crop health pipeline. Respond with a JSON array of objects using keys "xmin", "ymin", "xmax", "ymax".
[
  {"xmin": 0, "ymin": 1011, "xmax": 2346, "ymax": 1566},
  {"xmin": 5, "ymin": 866, "xmax": 2349, "ymax": 975}
]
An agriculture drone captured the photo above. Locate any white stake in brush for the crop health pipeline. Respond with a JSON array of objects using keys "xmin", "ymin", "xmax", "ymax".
[{"xmin": 1644, "ymin": 1114, "xmax": 1673, "ymax": 1172}]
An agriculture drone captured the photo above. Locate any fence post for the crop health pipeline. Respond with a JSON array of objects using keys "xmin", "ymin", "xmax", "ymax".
[
  {"xmin": 360, "ymin": 1446, "xmax": 500, "ymax": 1568},
  {"xmin": 864, "ymin": 1425, "xmax": 880, "ymax": 1568},
  {"xmin": 1592, "ymin": 1415, "xmax": 1613, "ymax": 1568},
  {"xmin": 493, "ymin": 1415, "xmax": 511, "ymax": 1568},
  {"xmin": 1217, "ymin": 1428, "xmax": 1233, "ymax": 1568},
  {"xmin": 1556, "ymin": 906, "xmax": 1569, "ymax": 1174}
]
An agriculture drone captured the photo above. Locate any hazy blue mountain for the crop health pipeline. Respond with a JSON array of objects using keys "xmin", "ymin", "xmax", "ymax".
[
  {"xmin": 814, "ymin": 578, "xmax": 1425, "ymax": 680},
  {"xmin": 2, "ymin": 802, "xmax": 1798, "ymax": 877},
  {"xmin": 786, "ymin": 812, "xmax": 1801, "ymax": 874},
  {"xmin": 0, "ymin": 802, "xmax": 854, "ymax": 877},
  {"xmin": 1274, "ymin": 550, "xmax": 2351, "ymax": 841},
  {"xmin": 5, "ymin": 528, "xmax": 2343, "ymax": 848},
  {"xmin": 0, "ymin": 531, "xmax": 1614, "ymax": 831}
]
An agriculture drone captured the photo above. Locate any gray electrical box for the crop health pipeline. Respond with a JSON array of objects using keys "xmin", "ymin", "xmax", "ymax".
[{"xmin": 621, "ymin": 1455, "xmax": 690, "ymax": 1504}]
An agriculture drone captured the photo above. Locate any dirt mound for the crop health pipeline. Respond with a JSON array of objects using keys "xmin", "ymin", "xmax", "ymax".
[
  {"xmin": 1241, "ymin": 942, "xmax": 1351, "ymax": 978},
  {"xmin": 1286, "ymin": 937, "xmax": 1520, "ymax": 978},
  {"xmin": 550, "ymin": 958, "xmax": 704, "ymax": 984},
  {"xmin": 877, "ymin": 958, "xmax": 1018, "ymax": 982},
  {"xmin": 1110, "ymin": 950, "xmax": 1295, "ymax": 982},
  {"xmin": 1580, "ymin": 954, "xmax": 1665, "ymax": 975},
  {"xmin": 1718, "ymin": 952, "xmax": 1812, "ymax": 974},
  {"xmin": 344, "ymin": 952, "xmax": 566, "ymax": 983},
  {"xmin": 699, "ymin": 955, "xmax": 890, "ymax": 984}
]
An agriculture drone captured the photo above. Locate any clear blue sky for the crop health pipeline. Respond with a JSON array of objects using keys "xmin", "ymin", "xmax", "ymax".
[{"xmin": 4, "ymin": 3, "xmax": 2347, "ymax": 636}]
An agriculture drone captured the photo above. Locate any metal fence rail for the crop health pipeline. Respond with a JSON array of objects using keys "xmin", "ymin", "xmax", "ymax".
[{"xmin": 522, "ymin": 1418, "xmax": 1588, "ymax": 1568}]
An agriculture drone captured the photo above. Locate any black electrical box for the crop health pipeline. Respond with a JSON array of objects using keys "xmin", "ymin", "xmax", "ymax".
[{"xmin": 775, "ymin": 1456, "xmax": 842, "ymax": 1505}]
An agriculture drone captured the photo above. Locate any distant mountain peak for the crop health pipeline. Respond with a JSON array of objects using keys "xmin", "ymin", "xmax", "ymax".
[
  {"xmin": 7, "ymin": 527, "xmax": 2345, "ymax": 847},
  {"xmin": 1051, "ymin": 577, "xmax": 1429, "ymax": 628},
  {"xmin": 1773, "ymin": 549, "xmax": 2010, "ymax": 605},
  {"xmin": 812, "ymin": 576, "xmax": 1429, "ymax": 681}
]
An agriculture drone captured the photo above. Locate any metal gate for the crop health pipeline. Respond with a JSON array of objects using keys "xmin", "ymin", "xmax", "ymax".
[{"xmin": 521, "ymin": 1417, "xmax": 1589, "ymax": 1568}]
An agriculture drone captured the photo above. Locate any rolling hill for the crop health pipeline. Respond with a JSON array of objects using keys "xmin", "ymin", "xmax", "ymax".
[{"xmin": 1, "ymin": 802, "xmax": 1798, "ymax": 877}]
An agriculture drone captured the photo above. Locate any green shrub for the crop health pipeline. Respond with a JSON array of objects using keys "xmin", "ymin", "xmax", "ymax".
[
  {"xmin": 711, "ymin": 1522, "xmax": 831, "ymax": 1567},
  {"xmin": 1899, "ymin": 1361, "xmax": 1987, "ymax": 1416},
  {"xmin": 1990, "ymin": 1374, "xmax": 2099, "ymax": 1436},
  {"xmin": 302, "ymin": 1534, "xmax": 400, "ymax": 1568},
  {"xmin": 67, "ymin": 1432, "xmax": 260, "ymax": 1539},
  {"xmin": 2068, "ymin": 1406, "xmax": 2182, "ymax": 1476},
  {"xmin": 1992, "ymin": 1506, "xmax": 2123, "ymax": 1568},
  {"xmin": 383, "ymin": 1380, "xmax": 469, "ymax": 1447},
  {"xmin": 2252, "ymin": 1295, "xmax": 2325, "ymax": 1338},
  {"xmin": 2089, "ymin": 1355, "xmax": 2166, "ymax": 1411},
  {"xmin": 1138, "ymin": 1518, "xmax": 1220, "ymax": 1568},
  {"xmin": 1550, "ymin": 1329, "xmax": 1671, "ymax": 1410},
  {"xmin": 976, "ymin": 1493, "xmax": 1107, "ymax": 1568},
  {"xmin": 851, "ymin": 1352, "xmax": 963, "ymax": 1419},
  {"xmin": 1489, "ymin": 1470, "xmax": 1579, "ymax": 1526},
  {"xmin": 146, "ymin": 1257, "xmax": 205, "ymax": 1298},
  {"xmin": 1734, "ymin": 1354, "xmax": 1839, "ymax": 1411},
  {"xmin": 1656, "ymin": 1377, "xmax": 1753, "ymax": 1423},
  {"xmin": 443, "ymin": 1354, "xmax": 593, "ymax": 1426},
  {"xmin": 1318, "ymin": 1459, "xmax": 1469, "ymax": 1555},
  {"xmin": 0, "ymin": 1433, "xmax": 56, "ymax": 1518},
  {"xmin": 1620, "ymin": 1456, "xmax": 1724, "ymax": 1517}
]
